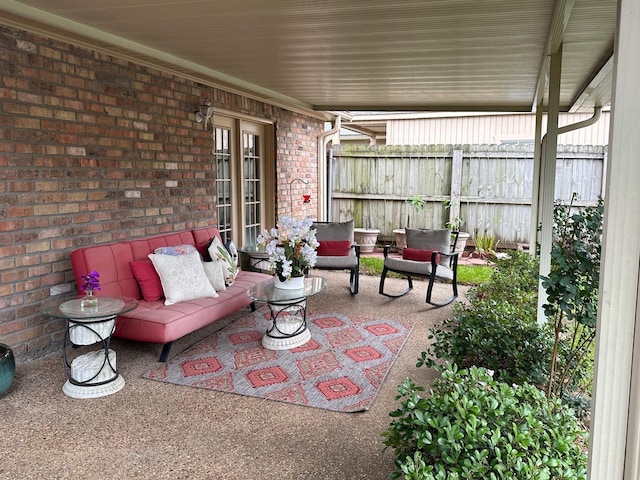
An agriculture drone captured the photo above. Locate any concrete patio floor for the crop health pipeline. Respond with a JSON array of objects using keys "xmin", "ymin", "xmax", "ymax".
[{"xmin": 1, "ymin": 271, "xmax": 467, "ymax": 480}]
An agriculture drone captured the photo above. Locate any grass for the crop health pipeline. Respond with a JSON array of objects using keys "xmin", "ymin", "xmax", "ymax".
[{"xmin": 359, "ymin": 256, "xmax": 492, "ymax": 286}]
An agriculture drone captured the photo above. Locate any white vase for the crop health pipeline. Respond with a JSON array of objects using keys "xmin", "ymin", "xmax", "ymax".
[{"xmin": 273, "ymin": 275, "xmax": 305, "ymax": 290}]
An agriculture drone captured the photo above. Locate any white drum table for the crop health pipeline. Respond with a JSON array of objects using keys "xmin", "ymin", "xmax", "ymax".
[{"xmin": 42, "ymin": 296, "xmax": 138, "ymax": 398}]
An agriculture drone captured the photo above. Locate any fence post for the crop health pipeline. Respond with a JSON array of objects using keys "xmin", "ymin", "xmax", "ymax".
[{"xmin": 450, "ymin": 149, "xmax": 463, "ymax": 224}]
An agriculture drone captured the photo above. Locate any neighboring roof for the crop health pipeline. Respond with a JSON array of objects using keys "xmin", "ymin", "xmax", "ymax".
[{"xmin": 0, "ymin": 0, "xmax": 615, "ymax": 115}]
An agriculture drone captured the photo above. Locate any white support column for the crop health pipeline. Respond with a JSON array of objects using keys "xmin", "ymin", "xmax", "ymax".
[
  {"xmin": 529, "ymin": 105, "xmax": 544, "ymax": 252},
  {"xmin": 589, "ymin": 0, "xmax": 640, "ymax": 477},
  {"xmin": 536, "ymin": 46, "xmax": 562, "ymax": 324}
]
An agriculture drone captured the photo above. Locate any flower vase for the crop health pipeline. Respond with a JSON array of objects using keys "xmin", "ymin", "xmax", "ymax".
[
  {"xmin": 273, "ymin": 275, "xmax": 305, "ymax": 290},
  {"xmin": 80, "ymin": 290, "xmax": 99, "ymax": 311}
]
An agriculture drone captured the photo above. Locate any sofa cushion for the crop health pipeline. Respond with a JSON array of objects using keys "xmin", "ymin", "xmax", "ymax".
[
  {"xmin": 148, "ymin": 250, "xmax": 218, "ymax": 305},
  {"xmin": 202, "ymin": 260, "xmax": 227, "ymax": 291},
  {"xmin": 130, "ymin": 260, "xmax": 164, "ymax": 302}
]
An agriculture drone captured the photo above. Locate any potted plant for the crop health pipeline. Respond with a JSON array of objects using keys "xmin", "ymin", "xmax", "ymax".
[
  {"xmin": 444, "ymin": 199, "xmax": 469, "ymax": 255},
  {"xmin": 353, "ymin": 216, "xmax": 380, "ymax": 254},
  {"xmin": 393, "ymin": 194, "xmax": 427, "ymax": 251}
]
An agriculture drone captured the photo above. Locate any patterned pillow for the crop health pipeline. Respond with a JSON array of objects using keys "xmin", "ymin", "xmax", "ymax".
[
  {"xmin": 153, "ymin": 244, "xmax": 198, "ymax": 256},
  {"xmin": 207, "ymin": 237, "xmax": 239, "ymax": 286},
  {"xmin": 148, "ymin": 250, "xmax": 218, "ymax": 305}
]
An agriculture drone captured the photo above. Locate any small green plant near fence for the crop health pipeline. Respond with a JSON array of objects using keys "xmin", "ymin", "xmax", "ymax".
[{"xmin": 473, "ymin": 233, "xmax": 500, "ymax": 257}]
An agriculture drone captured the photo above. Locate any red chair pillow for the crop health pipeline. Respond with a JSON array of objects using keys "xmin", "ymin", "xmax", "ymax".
[
  {"xmin": 402, "ymin": 248, "xmax": 441, "ymax": 264},
  {"xmin": 130, "ymin": 259, "xmax": 164, "ymax": 302},
  {"xmin": 317, "ymin": 240, "xmax": 352, "ymax": 256}
]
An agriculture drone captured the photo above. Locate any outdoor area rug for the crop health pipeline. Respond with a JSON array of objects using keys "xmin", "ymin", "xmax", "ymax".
[{"xmin": 143, "ymin": 310, "xmax": 414, "ymax": 412}]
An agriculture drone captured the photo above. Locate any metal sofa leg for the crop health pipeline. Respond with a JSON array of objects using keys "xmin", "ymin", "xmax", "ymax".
[
  {"xmin": 379, "ymin": 266, "xmax": 413, "ymax": 298},
  {"xmin": 159, "ymin": 341, "xmax": 174, "ymax": 362}
]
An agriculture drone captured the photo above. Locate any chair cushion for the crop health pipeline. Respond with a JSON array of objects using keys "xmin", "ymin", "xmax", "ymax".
[
  {"xmin": 384, "ymin": 256, "xmax": 454, "ymax": 281},
  {"xmin": 406, "ymin": 228, "xmax": 451, "ymax": 266},
  {"xmin": 314, "ymin": 254, "xmax": 359, "ymax": 269},
  {"xmin": 313, "ymin": 220, "xmax": 354, "ymax": 242},
  {"xmin": 317, "ymin": 240, "xmax": 352, "ymax": 256},
  {"xmin": 402, "ymin": 247, "xmax": 441, "ymax": 264}
]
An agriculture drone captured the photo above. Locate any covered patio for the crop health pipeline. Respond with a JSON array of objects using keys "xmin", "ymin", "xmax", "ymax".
[
  {"xmin": 1, "ymin": 0, "xmax": 639, "ymax": 478},
  {"xmin": 2, "ymin": 271, "xmax": 461, "ymax": 478}
]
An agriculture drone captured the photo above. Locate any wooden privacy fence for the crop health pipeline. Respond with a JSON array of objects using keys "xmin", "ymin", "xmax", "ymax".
[{"xmin": 329, "ymin": 144, "xmax": 606, "ymax": 245}]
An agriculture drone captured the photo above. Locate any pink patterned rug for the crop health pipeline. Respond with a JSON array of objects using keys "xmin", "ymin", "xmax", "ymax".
[{"xmin": 143, "ymin": 310, "xmax": 414, "ymax": 412}]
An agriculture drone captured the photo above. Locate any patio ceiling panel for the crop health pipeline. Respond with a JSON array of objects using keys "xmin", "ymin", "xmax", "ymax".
[{"xmin": 0, "ymin": 0, "xmax": 616, "ymax": 113}]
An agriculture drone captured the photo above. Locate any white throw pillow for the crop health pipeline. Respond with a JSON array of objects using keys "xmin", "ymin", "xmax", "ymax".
[
  {"xmin": 202, "ymin": 260, "xmax": 227, "ymax": 292},
  {"xmin": 207, "ymin": 237, "xmax": 239, "ymax": 286},
  {"xmin": 148, "ymin": 250, "xmax": 218, "ymax": 305}
]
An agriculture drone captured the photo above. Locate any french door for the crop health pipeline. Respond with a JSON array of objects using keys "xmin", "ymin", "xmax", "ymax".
[{"xmin": 213, "ymin": 115, "xmax": 274, "ymax": 247}]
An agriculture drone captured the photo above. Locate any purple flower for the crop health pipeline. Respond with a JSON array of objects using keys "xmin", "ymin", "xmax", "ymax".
[{"xmin": 81, "ymin": 270, "xmax": 101, "ymax": 293}]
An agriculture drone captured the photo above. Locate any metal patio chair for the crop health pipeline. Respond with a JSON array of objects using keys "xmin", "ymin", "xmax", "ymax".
[
  {"xmin": 379, "ymin": 228, "xmax": 459, "ymax": 307},
  {"xmin": 312, "ymin": 220, "xmax": 360, "ymax": 294}
]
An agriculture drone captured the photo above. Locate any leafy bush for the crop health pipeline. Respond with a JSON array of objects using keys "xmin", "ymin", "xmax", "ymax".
[
  {"xmin": 541, "ymin": 196, "xmax": 603, "ymax": 399},
  {"xmin": 422, "ymin": 252, "xmax": 552, "ymax": 386},
  {"xmin": 383, "ymin": 364, "xmax": 588, "ymax": 480}
]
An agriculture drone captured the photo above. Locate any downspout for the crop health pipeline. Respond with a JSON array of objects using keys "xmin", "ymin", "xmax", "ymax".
[
  {"xmin": 318, "ymin": 116, "xmax": 342, "ymax": 221},
  {"xmin": 557, "ymin": 106, "xmax": 602, "ymax": 136}
]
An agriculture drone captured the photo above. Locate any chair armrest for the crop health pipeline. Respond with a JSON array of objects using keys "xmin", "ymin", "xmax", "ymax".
[
  {"xmin": 382, "ymin": 244, "xmax": 392, "ymax": 258},
  {"xmin": 435, "ymin": 250, "xmax": 459, "ymax": 268},
  {"xmin": 352, "ymin": 243, "xmax": 361, "ymax": 258}
]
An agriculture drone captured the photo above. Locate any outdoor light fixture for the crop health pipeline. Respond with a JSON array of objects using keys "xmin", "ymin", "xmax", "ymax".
[
  {"xmin": 289, "ymin": 178, "xmax": 310, "ymax": 218},
  {"xmin": 194, "ymin": 98, "xmax": 214, "ymax": 129}
]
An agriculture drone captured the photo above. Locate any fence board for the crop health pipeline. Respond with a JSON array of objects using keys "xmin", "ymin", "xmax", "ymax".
[{"xmin": 331, "ymin": 144, "xmax": 605, "ymax": 245}]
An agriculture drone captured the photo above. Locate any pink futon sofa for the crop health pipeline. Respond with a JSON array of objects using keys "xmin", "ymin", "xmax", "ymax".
[{"xmin": 70, "ymin": 227, "xmax": 271, "ymax": 361}]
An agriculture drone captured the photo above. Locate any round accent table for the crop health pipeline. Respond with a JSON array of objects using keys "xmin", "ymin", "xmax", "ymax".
[
  {"xmin": 247, "ymin": 276, "xmax": 326, "ymax": 350},
  {"xmin": 42, "ymin": 296, "xmax": 138, "ymax": 399}
]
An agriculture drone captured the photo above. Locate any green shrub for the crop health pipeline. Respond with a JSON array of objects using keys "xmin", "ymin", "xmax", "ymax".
[
  {"xmin": 383, "ymin": 364, "xmax": 588, "ymax": 480},
  {"xmin": 422, "ymin": 252, "xmax": 552, "ymax": 387}
]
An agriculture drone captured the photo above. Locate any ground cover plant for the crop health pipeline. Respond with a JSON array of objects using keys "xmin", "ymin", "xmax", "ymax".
[
  {"xmin": 421, "ymin": 251, "xmax": 551, "ymax": 387},
  {"xmin": 383, "ymin": 364, "xmax": 588, "ymax": 480}
]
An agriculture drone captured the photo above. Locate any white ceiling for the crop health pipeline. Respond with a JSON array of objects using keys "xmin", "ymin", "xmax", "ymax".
[{"xmin": 0, "ymin": 0, "xmax": 617, "ymax": 114}]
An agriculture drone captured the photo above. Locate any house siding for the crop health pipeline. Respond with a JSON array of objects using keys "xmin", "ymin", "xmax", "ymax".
[{"xmin": 0, "ymin": 25, "xmax": 322, "ymax": 362}]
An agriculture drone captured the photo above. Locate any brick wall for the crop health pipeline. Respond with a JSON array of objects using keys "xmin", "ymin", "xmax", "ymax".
[{"xmin": 0, "ymin": 25, "xmax": 323, "ymax": 362}]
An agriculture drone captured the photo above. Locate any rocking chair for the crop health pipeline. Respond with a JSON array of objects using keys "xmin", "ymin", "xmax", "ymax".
[
  {"xmin": 379, "ymin": 228, "xmax": 459, "ymax": 307},
  {"xmin": 312, "ymin": 220, "xmax": 360, "ymax": 294}
]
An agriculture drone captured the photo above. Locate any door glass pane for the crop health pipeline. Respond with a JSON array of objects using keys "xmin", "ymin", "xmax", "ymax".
[
  {"xmin": 243, "ymin": 131, "xmax": 261, "ymax": 245},
  {"xmin": 215, "ymin": 127, "xmax": 232, "ymax": 244}
]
